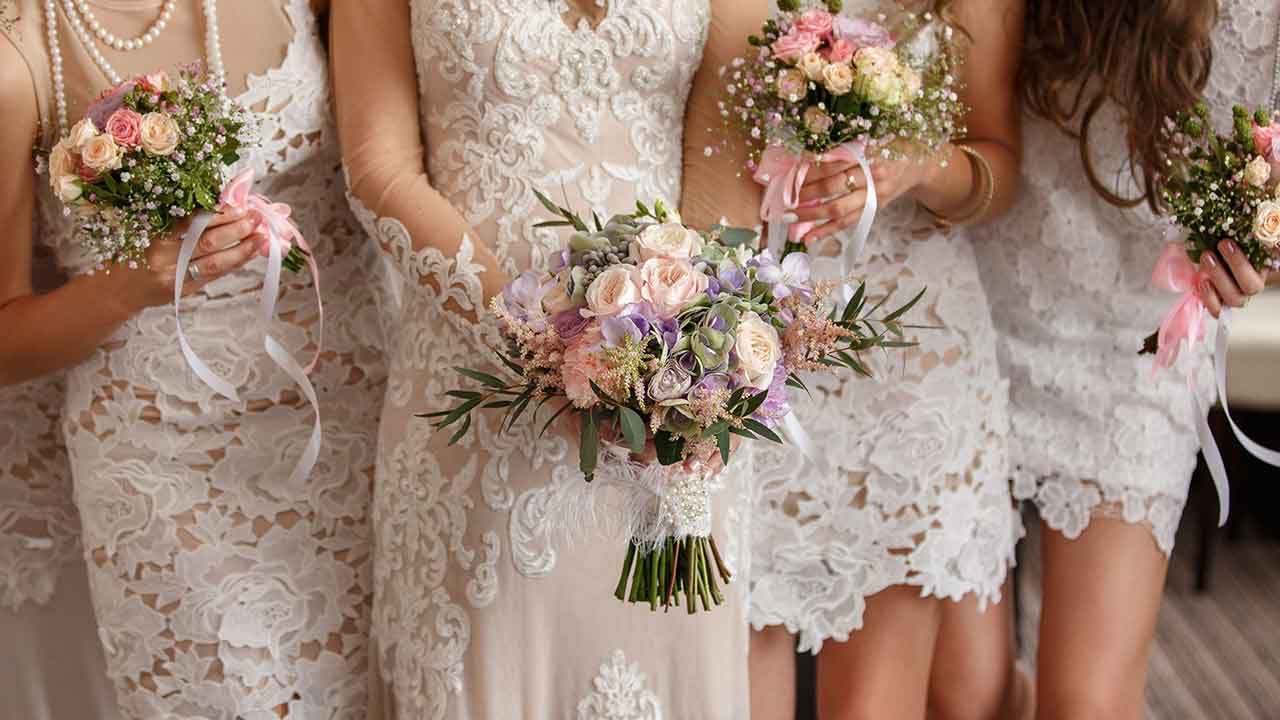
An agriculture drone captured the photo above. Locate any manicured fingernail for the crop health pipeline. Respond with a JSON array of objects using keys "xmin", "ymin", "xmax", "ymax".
[
  {"xmin": 1198, "ymin": 279, "xmax": 1213, "ymax": 299},
  {"xmin": 1219, "ymin": 239, "xmax": 1238, "ymax": 257},
  {"xmin": 782, "ymin": 212, "xmax": 799, "ymax": 223},
  {"xmin": 1202, "ymin": 252, "xmax": 1218, "ymax": 269}
]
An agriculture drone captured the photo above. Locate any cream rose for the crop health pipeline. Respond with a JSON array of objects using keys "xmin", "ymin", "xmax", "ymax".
[
  {"xmin": 139, "ymin": 112, "xmax": 180, "ymax": 156},
  {"xmin": 799, "ymin": 52, "xmax": 827, "ymax": 83},
  {"xmin": 585, "ymin": 265, "xmax": 644, "ymax": 316},
  {"xmin": 66, "ymin": 119, "xmax": 99, "ymax": 152},
  {"xmin": 55, "ymin": 175, "xmax": 83, "ymax": 203},
  {"xmin": 776, "ymin": 68, "xmax": 808, "ymax": 102},
  {"xmin": 822, "ymin": 63, "xmax": 855, "ymax": 96},
  {"xmin": 81, "ymin": 134, "xmax": 122, "ymax": 173},
  {"xmin": 1245, "ymin": 155, "xmax": 1272, "ymax": 188},
  {"xmin": 632, "ymin": 222, "xmax": 704, "ymax": 262},
  {"xmin": 853, "ymin": 47, "xmax": 907, "ymax": 107},
  {"xmin": 804, "ymin": 107, "xmax": 833, "ymax": 135},
  {"xmin": 47, "ymin": 141, "xmax": 76, "ymax": 185},
  {"xmin": 733, "ymin": 311, "xmax": 781, "ymax": 391},
  {"xmin": 1253, "ymin": 200, "xmax": 1280, "ymax": 248},
  {"xmin": 640, "ymin": 257, "xmax": 710, "ymax": 319}
]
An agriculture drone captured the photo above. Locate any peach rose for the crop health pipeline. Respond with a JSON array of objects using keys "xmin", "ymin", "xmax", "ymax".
[
  {"xmin": 822, "ymin": 63, "xmax": 855, "ymax": 96},
  {"xmin": 640, "ymin": 257, "xmax": 709, "ymax": 319},
  {"xmin": 105, "ymin": 109, "xmax": 143, "ymax": 148},
  {"xmin": 799, "ymin": 52, "xmax": 827, "ymax": 82},
  {"xmin": 585, "ymin": 265, "xmax": 644, "ymax": 316},
  {"xmin": 776, "ymin": 68, "xmax": 808, "ymax": 102},
  {"xmin": 771, "ymin": 30, "xmax": 821, "ymax": 64},
  {"xmin": 66, "ymin": 119, "xmax": 99, "ymax": 152},
  {"xmin": 81, "ymin": 134, "xmax": 122, "ymax": 173},
  {"xmin": 1253, "ymin": 200, "xmax": 1280, "ymax": 249},
  {"xmin": 1245, "ymin": 155, "xmax": 1272, "ymax": 188},
  {"xmin": 139, "ymin": 112, "xmax": 180, "ymax": 156}
]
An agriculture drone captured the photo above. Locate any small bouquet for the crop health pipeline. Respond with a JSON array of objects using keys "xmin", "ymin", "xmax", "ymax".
[
  {"xmin": 721, "ymin": 0, "xmax": 965, "ymax": 255},
  {"xmin": 46, "ymin": 65, "xmax": 308, "ymax": 272},
  {"xmin": 428, "ymin": 192, "xmax": 924, "ymax": 614},
  {"xmin": 1144, "ymin": 103, "xmax": 1280, "ymax": 362}
]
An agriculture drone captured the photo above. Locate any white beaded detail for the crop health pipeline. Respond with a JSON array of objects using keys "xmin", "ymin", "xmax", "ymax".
[{"xmin": 70, "ymin": 0, "xmax": 175, "ymax": 53}]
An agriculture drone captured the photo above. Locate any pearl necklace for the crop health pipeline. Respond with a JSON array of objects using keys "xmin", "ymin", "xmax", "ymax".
[
  {"xmin": 44, "ymin": 0, "xmax": 226, "ymax": 135},
  {"xmin": 69, "ymin": 0, "xmax": 176, "ymax": 53}
]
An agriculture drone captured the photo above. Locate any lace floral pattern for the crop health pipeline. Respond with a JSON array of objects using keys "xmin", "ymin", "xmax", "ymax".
[
  {"xmin": 747, "ymin": 0, "xmax": 1019, "ymax": 654},
  {"xmin": 971, "ymin": 0, "xmax": 1274, "ymax": 554},
  {"xmin": 25, "ymin": 1, "xmax": 387, "ymax": 716},
  {"xmin": 577, "ymin": 650, "xmax": 662, "ymax": 720}
]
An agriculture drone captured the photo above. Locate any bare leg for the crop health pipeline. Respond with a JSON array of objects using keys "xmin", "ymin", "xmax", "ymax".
[
  {"xmin": 926, "ymin": 582, "xmax": 1016, "ymax": 720},
  {"xmin": 1036, "ymin": 517, "xmax": 1169, "ymax": 720},
  {"xmin": 750, "ymin": 625, "xmax": 798, "ymax": 720},
  {"xmin": 817, "ymin": 585, "xmax": 942, "ymax": 720}
]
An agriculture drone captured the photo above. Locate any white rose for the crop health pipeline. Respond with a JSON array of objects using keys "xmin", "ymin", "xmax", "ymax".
[
  {"xmin": 139, "ymin": 112, "xmax": 180, "ymax": 156},
  {"xmin": 822, "ymin": 63, "xmax": 855, "ymax": 96},
  {"xmin": 1245, "ymin": 155, "xmax": 1272, "ymax": 188},
  {"xmin": 47, "ymin": 141, "xmax": 76, "ymax": 185},
  {"xmin": 80, "ymin": 134, "xmax": 122, "ymax": 173},
  {"xmin": 66, "ymin": 119, "xmax": 99, "ymax": 152},
  {"xmin": 853, "ymin": 47, "xmax": 907, "ymax": 107},
  {"xmin": 733, "ymin": 311, "xmax": 781, "ymax": 391},
  {"xmin": 585, "ymin": 265, "xmax": 644, "ymax": 316},
  {"xmin": 1253, "ymin": 200, "xmax": 1280, "ymax": 248},
  {"xmin": 632, "ymin": 222, "xmax": 704, "ymax": 262},
  {"xmin": 799, "ymin": 52, "xmax": 827, "ymax": 83},
  {"xmin": 55, "ymin": 175, "xmax": 83, "ymax": 203}
]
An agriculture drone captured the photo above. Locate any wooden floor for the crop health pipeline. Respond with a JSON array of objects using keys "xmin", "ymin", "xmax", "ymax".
[{"xmin": 1015, "ymin": 494, "xmax": 1280, "ymax": 720}]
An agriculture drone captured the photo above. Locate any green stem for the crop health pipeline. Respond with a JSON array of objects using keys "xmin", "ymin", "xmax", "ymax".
[
  {"xmin": 708, "ymin": 534, "xmax": 732, "ymax": 584},
  {"xmin": 664, "ymin": 538, "xmax": 679, "ymax": 610},
  {"xmin": 703, "ymin": 538, "xmax": 724, "ymax": 605},
  {"xmin": 648, "ymin": 543, "xmax": 660, "ymax": 612},
  {"xmin": 614, "ymin": 542, "xmax": 636, "ymax": 601},
  {"xmin": 685, "ymin": 537, "xmax": 696, "ymax": 616}
]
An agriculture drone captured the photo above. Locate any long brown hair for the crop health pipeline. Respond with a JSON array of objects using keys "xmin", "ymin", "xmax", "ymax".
[{"xmin": 1020, "ymin": 1, "xmax": 1217, "ymax": 210}]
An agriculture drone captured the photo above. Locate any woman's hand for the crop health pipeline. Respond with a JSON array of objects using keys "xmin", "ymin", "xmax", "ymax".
[
  {"xmin": 112, "ymin": 207, "xmax": 264, "ymax": 313},
  {"xmin": 1198, "ymin": 239, "xmax": 1271, "ymax": 318},
  {"xmin": 789, "ymin": 154, "xmax": 942, "ymax": 246}
]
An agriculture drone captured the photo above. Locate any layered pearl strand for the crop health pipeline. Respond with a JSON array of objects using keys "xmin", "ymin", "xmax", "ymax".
[
  {"xmin": 71, "ymin": 0, "xmax": 176, "ymax": 53},
  {"xmin": 43, "ymin": 0, "xmax": 226, "ymax": 135}
]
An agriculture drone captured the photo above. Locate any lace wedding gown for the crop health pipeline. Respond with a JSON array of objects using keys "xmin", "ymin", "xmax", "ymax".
[
  {"xmin": 973, "ymin": 0, "xmax": 1271, "ymax": 555},
  {"xmin": 748, "ymin": 0, "xmax": 1021, "ymax": 654},
  {"xmin": 4, "ymin": 1, "xmax": 387, "ymax": 717},
  {"xmin": 338, "ymin": 1, "xmax": 754, "ymax": 717}
]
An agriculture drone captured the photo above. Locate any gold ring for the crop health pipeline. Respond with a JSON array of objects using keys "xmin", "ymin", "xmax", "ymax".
[{"xmin": 845, "ymin": 172, "xmax": 858, "ymax": 191}]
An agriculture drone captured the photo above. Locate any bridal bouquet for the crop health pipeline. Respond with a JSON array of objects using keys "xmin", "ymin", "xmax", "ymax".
[
  {"xmin": 429, "ymin": 192, "xmax": 923, "ymax": 614},
  {"xmin": 721, "ymin": 0, "xmax": 965, "ymax": 255},
  {"xmin": 1144, "ymin": 103, "xmax": 1280, "ymax": 362},
  {"xmin": 46, "ymin": 65, "xmax": 308, "ymax": 272}
]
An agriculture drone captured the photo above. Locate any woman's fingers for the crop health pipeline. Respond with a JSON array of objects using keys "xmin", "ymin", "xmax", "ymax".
[
  {"xmin": 1199, "ymin": 274, "xmax": 1223, "ymax": 318},
  {"xmin": 791, "ymin": 189, "xmax": 867, "ymax": 224},
  {"xmin": 195, "ymin": 216, "xmax": 261, "ymax": 257},
  {"xmin": 1218, "ymin": 239, "xmax": 1267, "ymax": 297},
  {"xmin": 798, "ymin": 170, "xmax": 863, "ymax": 204},
  {"xmin": 1199, "ymin": 251, "xmax": 1246, "ymax": 310},
  {"xmin": 183, "ymin": 235, "xmax": 263, "ymax": 294},
  {"xmin": 804, "ymin": 157, "xmax": 858, "ymax": 183}
]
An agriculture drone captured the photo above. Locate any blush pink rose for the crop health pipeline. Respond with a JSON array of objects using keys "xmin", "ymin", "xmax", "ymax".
[
  {"xmin": 105, "ymin": 109, "xmax": 143, "ymax": 148},
  {"xmin": 562, "ymin": 325, "xmax": 604, "ymax": 408},
  {"xmin": 771, "ymin": 30, "xmax": 821, "ymax": 63},
  {"xmin": 792, "ymin": 9, "xmax": 834, "ymax": 37},
  {"xmin": 833, "ymin": 16, "xmax": 895, "ymax": 50},
  {"xmin": 1253, "ymin": 122, "xmax": 1280, "ymax": 156},
  {"xmin": 639, "ymin": 257, "xmax": 709, "ymax": 319},
  {"xmin": 824, "ymin": 38, "xmax": 855, "ymax": 64}
]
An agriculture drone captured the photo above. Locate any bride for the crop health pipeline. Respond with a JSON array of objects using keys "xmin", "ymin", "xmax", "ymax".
[{"xmin": 333, "ymin": 0, "xmax": 766, "ymax": 716}]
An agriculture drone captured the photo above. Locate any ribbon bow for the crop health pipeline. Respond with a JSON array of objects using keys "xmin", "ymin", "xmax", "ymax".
[
  {"xmin": 173, "ymin": 169, "xmax": 325, "ymax": 491},
  {"xmin": 1151, "ymin": 242, "xmax": 1206, "ymax": 371}
]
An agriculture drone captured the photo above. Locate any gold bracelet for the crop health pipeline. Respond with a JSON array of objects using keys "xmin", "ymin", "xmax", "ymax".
[{"xmin": 921, "ymin": 142, "xmax": 995, "ymax": 227}]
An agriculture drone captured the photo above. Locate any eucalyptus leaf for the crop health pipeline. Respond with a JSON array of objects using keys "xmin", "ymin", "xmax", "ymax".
[{"xmin": 619, "ymin": 406, "xmax": 647, "ymax": 454}]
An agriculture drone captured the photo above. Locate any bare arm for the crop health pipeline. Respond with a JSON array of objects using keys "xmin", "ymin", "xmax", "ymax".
[
  {"xmin": 0, "ymin": 40, "xmax": 262, "ymax": 387},
  {"xmin": 330, "ymin": 0, "xmax": 509, "ymax": 309},
  {"xmin": 680, "ymin": 0, "xmax": 772, "ymax": 230}
]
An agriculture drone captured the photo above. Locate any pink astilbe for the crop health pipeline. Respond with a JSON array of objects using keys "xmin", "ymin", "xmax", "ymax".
[
  {"xmin": 782, "ymin": 299, "xmax": 859, "ymax": 374},
  {"xmin": 491, "ymin": 297, "xmax": 567, "ymax": 394}
]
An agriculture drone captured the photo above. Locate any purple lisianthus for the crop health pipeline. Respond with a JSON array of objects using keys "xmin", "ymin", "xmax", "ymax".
[
  {"xmin": 87, "ymin": 81, "xmax": 137, "ymax": 131},
  {"xmin": 833, "ymin": 16, "xmax": 895, "ymax": 50},
  {"xmin": 553, "ymin": 310, "xmax": 591, "ymax": 339},
  {"xmin": 754, "ymin": 250, "xmax": 813, "ymax": 302},
  {"xmin": 656, "ymin": 317, "xmax": 681, "ymax": 349},
  {"xmin": 601, "ymin": 303, "xmax": 655, "ymax": 347},
  {"xmin": 717, "ymin": 260, "xmax": 748, "ymax": 293},
  {"xmin": 502, "ymin": 270, "xmax": 555, "ymax": 331},
  {"xmin": 752, "ymin": 363, "xmax": 791, "ymax": 428}
]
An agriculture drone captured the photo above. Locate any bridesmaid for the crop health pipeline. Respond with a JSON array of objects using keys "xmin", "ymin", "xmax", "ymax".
[
  {"xmin": 0, "ymin": 1, "xmax": 386, "ymax": 716},
  {"xmin": 745, "ymin": 1, "xmax": 1027, "ymax": 718},
  {"xmin": 952, "ymin": 2, "xmax": 1270, "ymax": 718}
]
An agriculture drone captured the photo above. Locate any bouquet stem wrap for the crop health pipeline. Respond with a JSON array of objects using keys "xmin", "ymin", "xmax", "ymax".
[
  {"xmin": 173, "ymin": 169, "xmax": 324, "ymax": 490},
  {"xmin": 1152, "ymin": 242, "xmax": 1280, "ymax": 525}
]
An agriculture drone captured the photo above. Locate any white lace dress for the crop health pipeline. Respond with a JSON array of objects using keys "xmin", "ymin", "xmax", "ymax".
[
  {"xmin": 341, "ymin": 1, "xmax": 752, "ymax": 717},
  {"xmin": 972, "ymin": 0, "xmax": 1271, "ymax": 555},
  {"xmin": 6, "ymin": 1, "xmax": 388, "ymax": 717},
  {"xmin": 747, "ymin": 0, "xmax": 1020, "ymax": 655}
]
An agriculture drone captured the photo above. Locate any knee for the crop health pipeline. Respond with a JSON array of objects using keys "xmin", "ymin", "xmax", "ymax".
[
  {"xmin": 926, "ymin": 665, "xmax": 1010, "ymax": 720},
  {"xmin": 1036, "ymin": 674, "xmax": 1146, "ymax": 720}
]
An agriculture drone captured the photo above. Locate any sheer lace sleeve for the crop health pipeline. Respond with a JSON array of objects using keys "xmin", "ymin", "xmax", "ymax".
[
  {"xmin": 331, "ymin": 0, "xmax": 510, "ymax": 315},
  {"xmin": 679, "ymin": 0, "xmax": 770, "ymax": 230}
]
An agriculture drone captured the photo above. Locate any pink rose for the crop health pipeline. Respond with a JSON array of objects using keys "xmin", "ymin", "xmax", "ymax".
[
  {"xmin": 833, "ymin": 16, "xmax": 895, "ymax": 50},
  {"xmin": 584, "ymin": 265, "xmax": 645, "ymax": 317},
  {"xmin": 1253, "ymin": 122, "xmax": 1280, "ymax": 157},
  {"xmin": 639, "ymin": 257, "xmax": 709, "ymax": 319},
  {"xmin": 105, "ymin": 109, "xmax": 143, "ymax": 148},
  {"xmin": 824, "ymin": 38, "xmax": 855, "ymax": 64},
  {"xmin": 562, "ymin": 325, "xmax": 604, "ymax": 408},
  {"xmin": 792, "ymin": 9, "xmax": 834, "ymax": 37},
  {"xmin": 771, "ymin": 30, "xmax": 821, "ymax": 63},
  {"xmin": 137, "ymin": 71, "xmax": 169, "ymax": 94}
]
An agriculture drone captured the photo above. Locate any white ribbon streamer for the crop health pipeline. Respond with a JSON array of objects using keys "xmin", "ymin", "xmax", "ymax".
[{"xmin": 175, "ymin": 211, "xmax": 240, "ymax": 402}]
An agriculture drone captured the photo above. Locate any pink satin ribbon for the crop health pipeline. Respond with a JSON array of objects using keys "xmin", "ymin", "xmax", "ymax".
[
  {"xmin": 753, "ymin": 142, "xmax": 867, "ymax": 245},
  {"xmin": 1151, "ymin": 241, "xmax": 1206, "ymax": 371}
]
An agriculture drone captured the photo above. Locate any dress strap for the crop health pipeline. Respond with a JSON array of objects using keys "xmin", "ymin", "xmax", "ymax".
[{"xmin": 0, "ymin": 0, "xmax": 56, "ymax": 149}]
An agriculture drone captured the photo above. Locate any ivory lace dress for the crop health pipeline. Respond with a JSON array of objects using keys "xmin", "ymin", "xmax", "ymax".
[
  {"xmin": 747, "ymin": 0, "xmax": 1021, "ymax": 655},
  {"xmin": 338, "ymin": 1, "xmax": 754, "ymax": 717},
  {"xmin": 972, "ymin": 0, "xmax": 1271, "ymax": 555},
  {"xmin": 4, "ymin": 1, "xmax": 387, "ymax": 717}
]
